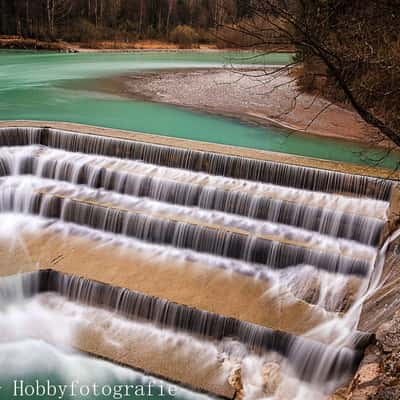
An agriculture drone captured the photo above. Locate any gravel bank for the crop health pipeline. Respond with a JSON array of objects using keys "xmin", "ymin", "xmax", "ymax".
[{"xmin": 101, "ymin": 68, "xmax": 382, "ymax": 144}]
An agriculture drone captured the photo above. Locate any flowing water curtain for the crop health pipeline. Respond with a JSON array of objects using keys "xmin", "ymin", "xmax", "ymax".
[{"xmin": 0, "ymin": 125, "xmax": 395, "ymax": 399}]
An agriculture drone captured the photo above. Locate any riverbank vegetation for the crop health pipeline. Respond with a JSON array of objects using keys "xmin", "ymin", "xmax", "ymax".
[{"xmin": 219, "ymin": 1, "xmax": 400, "ymax": 154}]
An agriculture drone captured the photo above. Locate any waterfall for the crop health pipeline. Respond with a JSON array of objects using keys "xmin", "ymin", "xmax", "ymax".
[
  {"xmin": 21, "ymin": 268, "xmax": 369, "ymax": 384},
  {"xmin": 0, "ymin": 176, "xmax": 374, "ymax": 276},
  {"xmin": 0, "ymin": 146, "xmax": 388, "ymax": 246},
  {"xmin": 0, "ymin": 125, "xmax": 396, "ymax": 399},
  {"xmin": 0, "ymin": 272, "xmax": 40, "ymax": 307},
  {"xmin": 0, "ymin": 127, "xmax": 393, "ymax": 199}
]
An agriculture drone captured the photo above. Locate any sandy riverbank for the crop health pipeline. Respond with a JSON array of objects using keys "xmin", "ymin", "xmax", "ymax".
[
  {"xmin": 95, "ymin": 68, "xmax": 384, "ymax": 145},
  {"xmin": 71, "ymin": 40, "xmax": 219, "ymax": 52}
]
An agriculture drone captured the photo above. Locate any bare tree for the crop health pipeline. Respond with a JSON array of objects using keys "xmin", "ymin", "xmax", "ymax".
[
  {"xmin": 46, "ymin": 0, "xmax": 73, "ymax": 36},
  {"xmin": 218, "ymin": 0, "xmax": 400, "ymax": 151},
  {"xmin": 166, "ymin": 0, "xmax": 176, "ymax": 37},
  {"xmin": 138, "ymin": 0, "xmax": 145, "ymax": 35}
]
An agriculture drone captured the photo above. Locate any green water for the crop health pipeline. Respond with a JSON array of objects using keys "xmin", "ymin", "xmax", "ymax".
[
  {"xmin": 0, "ymin": 340, "xmax": 212, "ymax": 400},
  {"xmin": 0, "ymin": 50, "xmax": 398, "ymax": 169}
]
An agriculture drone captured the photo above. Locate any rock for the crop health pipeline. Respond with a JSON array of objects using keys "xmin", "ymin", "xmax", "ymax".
[
  {"xmin": 262, "ymin": 362, "xmax": 282, "ymax": 396},
  {"xmin": 228, "ymin": 365, "xmax": 244, "ymax": 399},
  {"xmin": 329, "ymin": 346, "xmax": 381, "ymax": 400},
  {"xmin": 346, "ymin": 362, "xmax": 380, "ymax": 399},
  {"xmin": 376, "ymin": 311, "xmax": 400, "ymax": 352},
  {"xmin": 369, "ymin": 386, "xmax": 400, "ymax": 400},
  {"xmin": 382, "ymin": 351, "xmax": 400, "ymax": 376},
  {"xmin": 329, "ymin": 387, "xmax": 347, "ymax": 400}
]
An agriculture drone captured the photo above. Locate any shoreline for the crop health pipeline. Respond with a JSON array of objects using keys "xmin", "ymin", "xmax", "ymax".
[
  {"xmin": 76, "ymin": 73, "xmax": 303, "ymax": 136},
  {"xmin": 0, "ymin": 37, "xmax": 294, "ymax": 54},
  {"xmin": 84, "ymin": 69, "xmax": 387, "ymax": 147}
]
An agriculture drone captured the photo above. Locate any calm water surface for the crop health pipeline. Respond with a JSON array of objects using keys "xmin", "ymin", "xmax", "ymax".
[{"xmin": 0, "ymin": 50, "xmax": 398, "ymax": 169}]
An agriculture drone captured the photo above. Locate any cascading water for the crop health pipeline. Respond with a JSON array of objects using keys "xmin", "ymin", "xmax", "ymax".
[
  {"xmin": 0, "ymin": 127, "xmax": 393, "ymax": 199},
  {"xmin": 0, "ymin": 146, "xmax": 387, "ymax": 245},
  {"xmin": 0, "ymin": 176, "xmax": 376, "ymax": 275},
  {"xmin": 0, "ymin": 126, "xmax": 396, "ymax": 400}
]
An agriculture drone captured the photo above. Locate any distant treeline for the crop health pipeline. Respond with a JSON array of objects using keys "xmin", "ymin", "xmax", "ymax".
[{"xmin": 0, "ymin": 0, "xmax": 257, "ymax": 44}]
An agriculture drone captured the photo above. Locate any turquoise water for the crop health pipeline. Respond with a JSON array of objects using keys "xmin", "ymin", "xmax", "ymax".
[
  {"xmin": 0, "ymin": 50, "xmax": 398, "ymax": 169},
  {"xmin": 0, "ymin": 340, "xmax": 212, "ymax": 400}
]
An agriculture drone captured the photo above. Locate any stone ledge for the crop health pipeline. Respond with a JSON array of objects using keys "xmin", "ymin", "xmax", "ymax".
[{"xmin": 0, "ymin": 120, "xmax": 398, "ymax": 181}]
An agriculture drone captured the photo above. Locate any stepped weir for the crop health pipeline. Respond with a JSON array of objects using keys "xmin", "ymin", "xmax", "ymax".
[{"xmin": 0, "ymin": 122, "xmax": 398, "ymax": 399}]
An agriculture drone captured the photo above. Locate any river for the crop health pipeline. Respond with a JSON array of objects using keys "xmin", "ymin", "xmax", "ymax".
[{"xmin": 0, "ymin": 50, "xmax": 398, "ymax": 169}]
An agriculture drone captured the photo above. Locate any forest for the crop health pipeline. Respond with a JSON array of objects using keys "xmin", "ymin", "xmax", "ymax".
[{"xmin": 0, "ymin": 0, "xmax": 252, "ymax": 43}]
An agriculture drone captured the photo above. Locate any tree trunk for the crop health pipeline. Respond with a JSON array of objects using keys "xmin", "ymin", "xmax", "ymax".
[
  {"xmin": 166, "ymin": 8, "xmax": 171, "ymax": 37},
  {"xmin": 46, "ymin": 0, "xmax": 52, "ymax": 35},
  {"xmin": 99, "ymin": 0, "xmax": 103, "ymax": 26},
  {"xmin": 94, "ymin": 0, "xmax": 98, "ymax": 27},
  {"xmin": 158, "ymin": 7, "xmax": 162, "ymax": 34},
  {"xmin": 0, "ymin": 0, "xmax": 7, "ymax": 34},
  {"xmin": 167, "ymin": 0, "xmax": 177, "ymax": 37},
  {"xmin": 51, "ymin": 0, "xmax": 55, "ymax": 35},
  {"xmin": 25, "ymin": 0, "xmax": 30, "ymax": 36},
  {"xmin": 14, "ymin": 0, "xmax": 21, "ymax": 35},
  {"xmin": 139, "ymin": 0, "xmax": 144, "ymax": 35}
]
